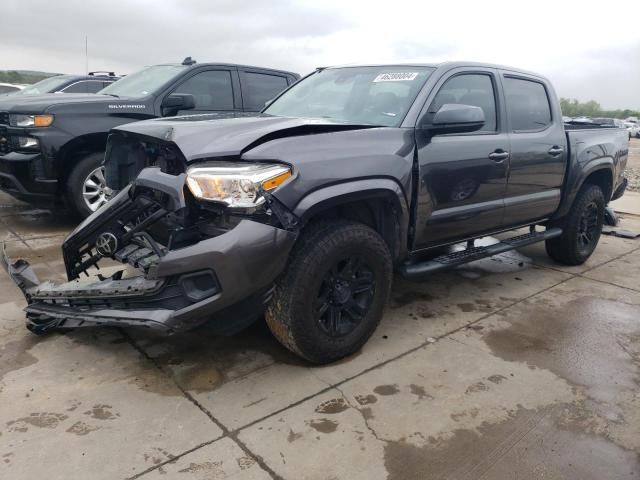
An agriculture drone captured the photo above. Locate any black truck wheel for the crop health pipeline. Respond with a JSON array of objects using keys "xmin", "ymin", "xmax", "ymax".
[
  {"xmin": 545, "ymin": 184, "xmax": 605, "ymax": 265},
  {"xmin": 67, "ymin": 152, "xmax": 109, "ymax": 218},
  {"xmin": 265, "ymin": 219, "xmax": 392, "ymax": 364}
]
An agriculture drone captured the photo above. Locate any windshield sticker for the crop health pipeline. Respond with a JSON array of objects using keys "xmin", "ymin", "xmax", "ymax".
[{"xmin": 373, "ymin": 72, "xmax": 419, "ymax": 82}]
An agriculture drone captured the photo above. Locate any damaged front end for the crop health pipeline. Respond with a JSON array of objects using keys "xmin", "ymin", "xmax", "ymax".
[{"xmin": 2, "ymin": 162, "xmax": 298, "ymax": 335}]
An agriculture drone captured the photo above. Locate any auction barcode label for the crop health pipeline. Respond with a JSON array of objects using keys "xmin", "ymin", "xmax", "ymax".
[{"xmin": 373, "ymin": 72, "xmax": 419, "ymax": 82}]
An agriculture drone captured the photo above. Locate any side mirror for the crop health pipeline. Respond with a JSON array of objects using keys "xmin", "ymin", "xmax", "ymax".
[
  {"xmin": 426, "ymin": 104, "xmax": 485, "ymax": 134},
  {"xmin": 162, "ymin": 93, "xmax": 196, "ymax": 110}
]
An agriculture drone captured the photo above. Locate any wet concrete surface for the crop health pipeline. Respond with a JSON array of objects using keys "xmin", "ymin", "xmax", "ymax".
[{"xmin": 0, "ymin": 190, "xmax": 639, "ymax": 479}]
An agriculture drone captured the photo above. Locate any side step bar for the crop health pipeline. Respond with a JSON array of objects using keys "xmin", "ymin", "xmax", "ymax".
[{"xmin": 400, "ymin": 227, "xmax": 563, "ymax": 278}]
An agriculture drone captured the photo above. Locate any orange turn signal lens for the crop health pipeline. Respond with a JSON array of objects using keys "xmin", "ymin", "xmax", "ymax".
[
  {"xmin": 34, "ymin": 115, "xmax": 54, "ymax": 127},
  {"xmin": 262, "ymin": 170, "xmax": 291, "ymax": 191}
]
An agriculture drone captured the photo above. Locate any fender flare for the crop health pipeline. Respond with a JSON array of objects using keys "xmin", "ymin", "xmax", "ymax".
[
  {"xmin": 291, "ymin": 178, "xmax": 410, "ymax": 260},
  {"xmin": 554, "ymin": 159, "xmax": 614, "ymax": 220}
]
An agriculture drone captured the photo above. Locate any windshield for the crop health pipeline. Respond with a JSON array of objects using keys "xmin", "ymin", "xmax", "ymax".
[
  {"xmin": 264, "ymin": 66, "xmax": 434, "ymax": 127},
  {"xmin": 98, "ymin": 65, "xmax": 188, "ymax": 98},
  {"xmin": 14, "ymin": 76, "xmax": 71, "ymax": 95}
]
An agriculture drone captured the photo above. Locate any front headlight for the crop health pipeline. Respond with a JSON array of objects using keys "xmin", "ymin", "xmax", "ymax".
[
  {"xmin": 9, "ymin": 114, "xmax": 54, "ymax": 128},
  {"xmin": 186, "ymin": 162, "xmax": 292, "ymax": 208}
]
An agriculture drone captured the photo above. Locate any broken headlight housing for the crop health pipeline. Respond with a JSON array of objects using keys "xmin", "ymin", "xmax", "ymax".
[{"xmin": 186, "ymin": 162, "xmax": 291, "ymax": 209}]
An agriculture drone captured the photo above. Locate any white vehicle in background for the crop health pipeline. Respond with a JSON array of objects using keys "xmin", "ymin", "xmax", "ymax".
[
  {"xmin": 571, "ymin": 116, "xmax": 593, "ymax": 124},
  {"xmin": 630, "ymin": 123, "xmax": 640, "ymax": 139},
  {"xmin": 0, "ymin": 83, "xmax": 25, "ymax": 95}
]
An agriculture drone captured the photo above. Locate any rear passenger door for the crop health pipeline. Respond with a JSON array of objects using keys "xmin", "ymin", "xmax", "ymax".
[
  {"xmin": 501, "ymin": 73, "xmax": 567, "ymax": 227},
  {"xmin": 238, "ymin": 69, "xmax": 293, "ymax": 112},
  {"xmin": 170, "ymin": 68, "xmax": 241, "ymax": 115}
]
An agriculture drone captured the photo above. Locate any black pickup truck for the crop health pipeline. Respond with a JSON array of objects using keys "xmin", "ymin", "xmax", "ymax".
[
  {"xmin": 2, "ymin": 62, "xmax": 628, "ymax": 364},
  {"xmin": 0, "ymin": 58, "xmax": 299, "ymax": 217}
]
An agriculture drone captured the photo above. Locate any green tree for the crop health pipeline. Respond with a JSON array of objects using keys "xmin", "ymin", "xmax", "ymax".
[{"xmin": 559, "ymin": 97, "xmax": 639, "ymax": 119}]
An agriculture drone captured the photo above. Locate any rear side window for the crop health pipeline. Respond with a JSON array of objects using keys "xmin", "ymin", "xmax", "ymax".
[
  {"xmin": 430, "ymin": 74, "xmax": 497, "ymax": 132},
  {"xmin": 504, "ymin": 77, "xmax": 552, "ymax": 131},
  {"xmin": 242, "ymin": 73, "xmax": 289, "ymax": 111},
  {"xmin": 62, "ymin": 81, "xmax": 89, "ymax": 93},
  {"xmin": 85, "ymin": 81, "xmax": 104, "ymax": 93},
  {"xmin": 173, "ymin": 70, "xmax": 234, "ymax": 110}
]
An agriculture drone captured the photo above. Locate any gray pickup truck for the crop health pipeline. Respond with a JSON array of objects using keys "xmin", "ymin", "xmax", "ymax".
[{"xmin": 2, "ymin": 62, "xmax": 628, "ymax": 364}]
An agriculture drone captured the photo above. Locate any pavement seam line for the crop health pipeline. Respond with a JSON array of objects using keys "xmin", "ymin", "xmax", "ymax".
[
  {"xmin": 120, "ymin": 330, "xmax": 284, "ymax": 480},
  {"xmin": 234, "ymin": 274, "xmax": 575, "ymax": 434},
  {"xmin": 334, "ymin": 385, "xmax": 384, "ymax": 442},
  {"xmin": 126, "ymin": 437, "xmax": 220, "ymax": 480}
]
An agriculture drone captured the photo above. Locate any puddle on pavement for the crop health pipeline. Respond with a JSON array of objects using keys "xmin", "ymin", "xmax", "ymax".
[
  {"xmin": 452, "ymin": 237, "xmax": 534, "ymax": 278},
  {"xmin": 484, "ymin": 297, "xmax": 640, "ymax": 407},
  {"xmin": 384, "ymin": 404, "xmax": 640, "ymax": 480},
  {"xmin": 1, "ymin": 210, "xmax": 76, "ymax": 237},
  {"xmin": 0, "ymin": 337, "xmax": 41, "ymax": 382},
  {"xmin": 133, "ymin": 320, "xmax": 304, "ymax": 393}
]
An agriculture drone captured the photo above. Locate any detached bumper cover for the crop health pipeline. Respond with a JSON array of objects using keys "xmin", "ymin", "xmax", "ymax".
[{"xmin": 1, "ymin": 220, "xmax": 296, "ymax": 334}]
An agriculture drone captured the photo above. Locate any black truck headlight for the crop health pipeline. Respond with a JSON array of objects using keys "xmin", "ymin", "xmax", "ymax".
[
  {"xmin": 186, "ymin": 162, "xmax": 292, "ymax": 208},
  {"xmin": 9, "ymin": 114, "xmax": 54, "ymax": 128}
]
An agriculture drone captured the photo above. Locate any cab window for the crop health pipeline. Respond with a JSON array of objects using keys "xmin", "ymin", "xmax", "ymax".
[
  {"xmin": 503, "ymin": 77, "xmax": 552, "ymax": 131},
  {"xmin": 430, "ymin": 74, "xmax": 497, "ymax": 132},
  {"xmin": 173, "ymin": 70, "xmax": 234, "ymax": 111}
]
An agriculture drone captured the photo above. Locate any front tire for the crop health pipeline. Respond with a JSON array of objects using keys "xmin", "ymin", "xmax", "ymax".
[
  {"xmin": 545, "ymin": 184, "xmax": 605, "ymax": 265},
  {"xmin": 67, "ymin": 152, "xmax": 109, "ymax": 218},
  {"xmin": 265, "ymin": 219, "xmax": 393, "ymax": 364}
]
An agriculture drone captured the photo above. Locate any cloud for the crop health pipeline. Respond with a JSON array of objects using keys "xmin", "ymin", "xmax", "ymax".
[{"xmin": 1, "ymin": 0, "xmax": 638, "ymax": 109}]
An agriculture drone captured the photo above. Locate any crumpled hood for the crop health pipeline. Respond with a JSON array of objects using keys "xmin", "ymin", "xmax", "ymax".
[{"xmin": 112, "ymin": 114, "xmax": 377, "ymax": 161}]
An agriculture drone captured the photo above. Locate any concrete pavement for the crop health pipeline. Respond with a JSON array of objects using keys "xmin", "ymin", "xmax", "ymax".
[{"xmin": 1, "ymin": 191, "xmax": 639, "ymax": 479}]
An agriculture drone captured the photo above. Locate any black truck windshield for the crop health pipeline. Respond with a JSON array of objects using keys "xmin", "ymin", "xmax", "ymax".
[
  {"xmin": 264, "ymin": 66, "xmax": 434, "ymax": 127},
  {"xmin": 14, "ymin": 76, "xmax": 71, "ymax": 95},
  {"xmin": 99, "ymin": 65, "xmax": 188, "ymax": 98}
]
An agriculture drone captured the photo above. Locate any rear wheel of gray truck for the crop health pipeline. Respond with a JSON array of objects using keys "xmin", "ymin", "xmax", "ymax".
[
  {"xmin": 545, "ymin": 184, "xmax": 605, "ymax": 265},
  {"xmin": 67, "ymin": 152, "xmax": 109, "ymax": 218},
  {"xmin": 266, "ymin": 219, "xmax": 393, "ymax": 364}
]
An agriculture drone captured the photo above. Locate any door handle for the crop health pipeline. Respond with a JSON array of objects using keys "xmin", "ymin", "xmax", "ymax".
[
  {"xmin": 488, "ymin": 149, "xmax": 510, "ymax": 162},
  {"xmin": 548, "ymin": 146, "xmax": 564, "ymax": 156}
]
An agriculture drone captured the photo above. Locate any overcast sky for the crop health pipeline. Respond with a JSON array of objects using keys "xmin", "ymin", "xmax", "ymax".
[{"xmin": 2, "ymin": 0, "xmax": 639, "ymax": 109}]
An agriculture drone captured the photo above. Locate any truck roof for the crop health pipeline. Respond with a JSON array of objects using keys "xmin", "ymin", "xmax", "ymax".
[
  {"xmin": 322, "ymin": 61, "xmax": 547, "ymax": 80},
  {"xmin": 153, "ymin": 62, "xmax": 300, "ymax": 78}
]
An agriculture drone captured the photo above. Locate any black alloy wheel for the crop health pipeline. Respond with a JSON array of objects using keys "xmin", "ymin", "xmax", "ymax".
[{"xmin": 316, "ymin": 257, "xmax": 376, "ymax": 338}]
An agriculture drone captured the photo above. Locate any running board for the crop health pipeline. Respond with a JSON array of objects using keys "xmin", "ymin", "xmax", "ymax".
[{"xmin": 400, "ymin": 227, "xmax": 563, "ymax": 278}]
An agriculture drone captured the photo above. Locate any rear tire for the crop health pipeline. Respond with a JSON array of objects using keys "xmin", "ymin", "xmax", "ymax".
[
  {"xmin": 545, "ymin": 184, "xmax": 605, "ymax": 265},
  {"xmin": 67, "ymin": 152, "xmax": 108, "ymax": 219},
  {"xmin": 265, "ymin": 219, "xmax": 392, "ymax": 364}
]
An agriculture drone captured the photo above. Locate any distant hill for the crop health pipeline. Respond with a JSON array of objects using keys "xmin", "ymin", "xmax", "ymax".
[{"xmin": 0, "ymin": 70, "xmax": 60, "ymax": 85}]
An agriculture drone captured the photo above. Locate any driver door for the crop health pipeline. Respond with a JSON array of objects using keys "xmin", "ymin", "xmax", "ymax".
[
  {"xmin": 413, "ymin": 69, "xmax": 510, "ymax": 250},
  {"xmin": 167, "ymin": 68, "xmax": 241, "ymax": 116}
]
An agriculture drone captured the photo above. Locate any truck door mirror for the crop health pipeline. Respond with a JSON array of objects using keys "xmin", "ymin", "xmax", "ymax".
[
  {"xmin": 425, "ymin": 104, "xmax": 485, "ymax": 134},
  {"xmin": 162, "ymin": 93, "xmax": 196, "ymax": 112}
]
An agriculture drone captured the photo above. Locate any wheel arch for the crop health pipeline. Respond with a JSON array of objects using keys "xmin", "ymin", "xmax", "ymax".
[
  {"xmin": 292, "ymin": 179, "xmax": 410, "ymax": 262},
  {"xmin": 581, "ymin": 167, "xmax": 613, "ymax": 202},
  {"xmin": 553, "ymin": 161, "xmax": 614, "ymax": 220},
  {"xmin": 58, "ymin": 132, "xmax": 108, "ymax": 182}
]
